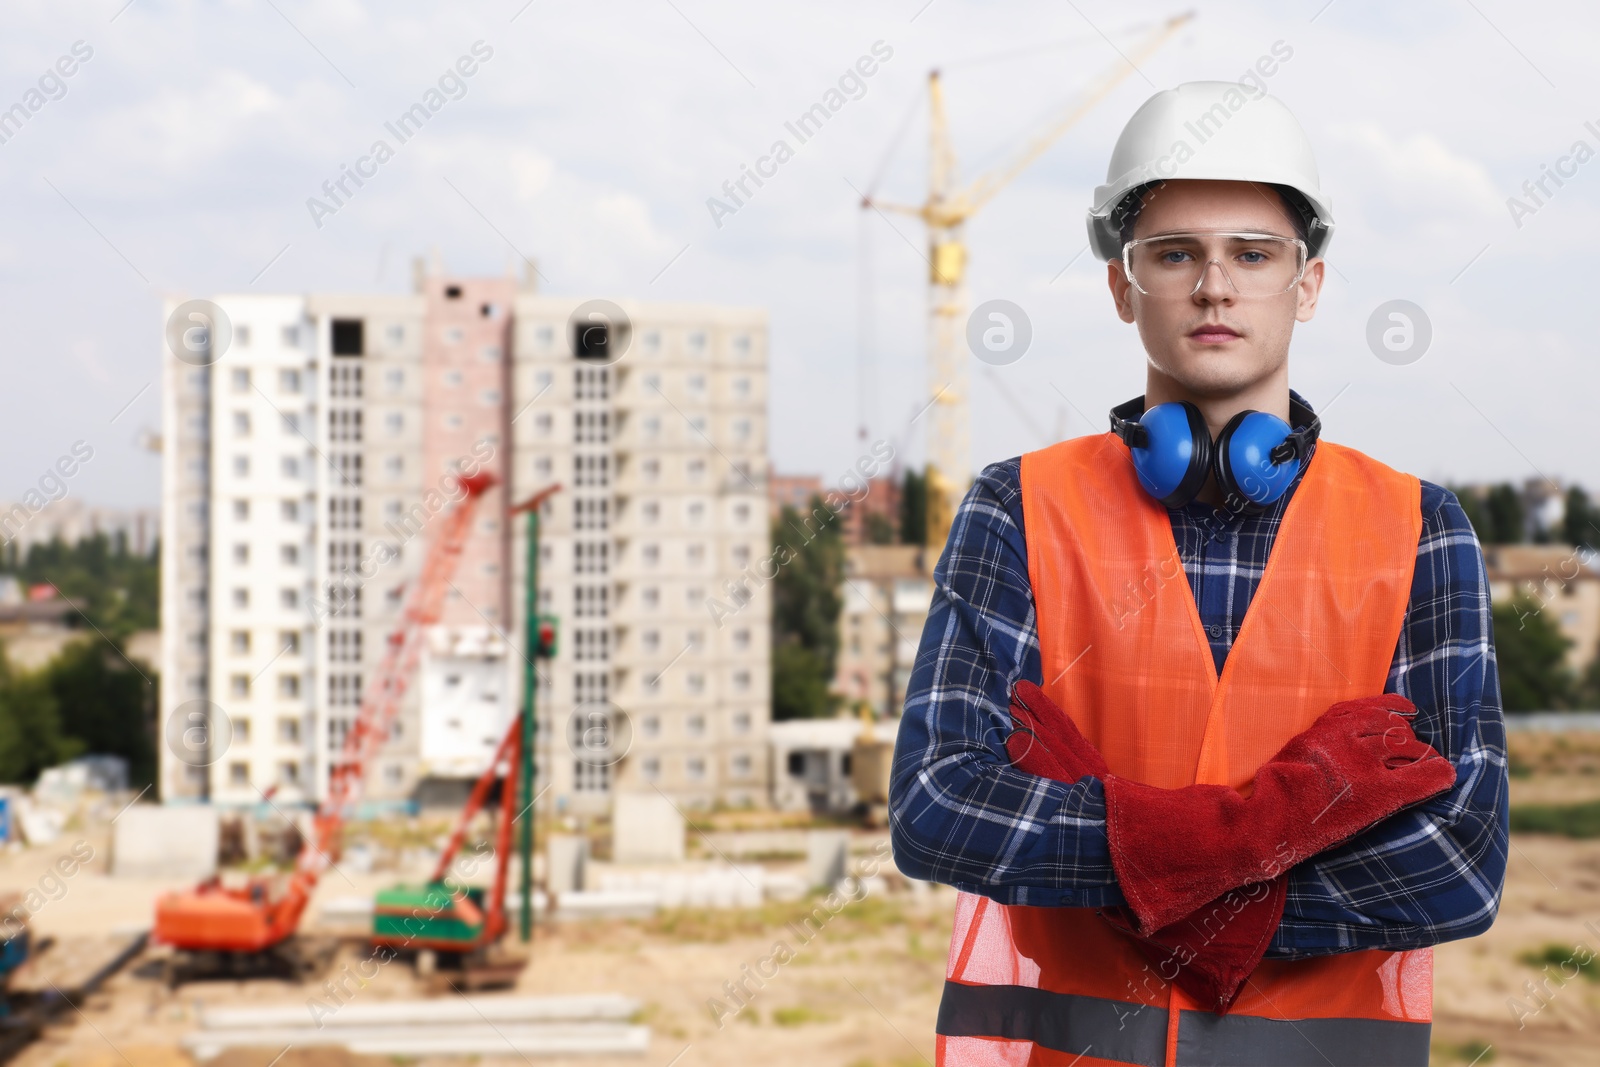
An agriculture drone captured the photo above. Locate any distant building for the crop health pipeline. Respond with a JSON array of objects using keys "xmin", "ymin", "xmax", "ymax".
[
  {"xmin": 0, "ymin": 499, "xmax": 157, "ymax": 557},
  {"xmin": 160, "ymin": 265, "xmax": 773, "ymax": 814},
  {"xmin": 831, "ymin": 544, "xmax": 934, "ymax": 719},
  {"xmin": 768, "ymin": 474, "xmax": 823, "ymax": 520},
  {"xmin": 837, "ymin": 475, "xmax": 901, "ymax": 546},
  {"xmin": 1483, "ymin": 543, "xmax": 1600, "ymax": 674}
]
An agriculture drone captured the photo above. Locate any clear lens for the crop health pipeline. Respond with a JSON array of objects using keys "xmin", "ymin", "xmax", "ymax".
[{"xmin": 1125, "ymin": 232, "xmax": 1306, "ymax": 297}]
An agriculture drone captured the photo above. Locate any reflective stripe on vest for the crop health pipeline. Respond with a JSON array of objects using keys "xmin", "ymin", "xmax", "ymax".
[{"xmin": 935, "ymin": 434, "xmax": 1429, "ymax": 1067}]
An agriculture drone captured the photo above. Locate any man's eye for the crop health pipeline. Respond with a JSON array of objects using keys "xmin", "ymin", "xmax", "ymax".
[{"xmin": 1159, "ymin": 250, "xmax": 1193, "ymax": 265}]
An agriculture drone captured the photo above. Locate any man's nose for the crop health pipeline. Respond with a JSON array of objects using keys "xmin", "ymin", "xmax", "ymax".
[{"xmin": 1190, "ymin": 258, "xmax": 1237, "ymax": 301}]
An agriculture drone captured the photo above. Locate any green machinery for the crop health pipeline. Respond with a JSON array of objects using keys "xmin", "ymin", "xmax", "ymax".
[{"xmin": 371, "ymin": 484, "xmax": 561, "ymax": 972}]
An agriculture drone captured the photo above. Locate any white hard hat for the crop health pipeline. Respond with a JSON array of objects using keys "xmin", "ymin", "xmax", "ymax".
[{"xmin": 1086, "ymin": 80, "xmax": 1334, "ymax": 261}]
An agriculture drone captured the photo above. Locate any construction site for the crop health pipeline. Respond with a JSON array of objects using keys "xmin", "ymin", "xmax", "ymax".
[{"xmin": 1, "ymin": 2, "xmax": 1597, "ymax": 1066}]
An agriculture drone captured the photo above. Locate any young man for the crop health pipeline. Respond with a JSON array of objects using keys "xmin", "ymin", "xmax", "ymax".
[{"xmin": 888, "ymin": 81, "xmax": 1509, "ymax": 1067}]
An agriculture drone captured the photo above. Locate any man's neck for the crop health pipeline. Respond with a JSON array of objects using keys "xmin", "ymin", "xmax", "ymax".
[{"xmin": 1144, "ymin": 368, "xmax": 1292, "ymax": 508}]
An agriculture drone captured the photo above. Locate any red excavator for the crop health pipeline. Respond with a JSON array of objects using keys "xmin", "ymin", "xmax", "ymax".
[{"xmin": 153, "ymin": 472, "xmax": 497, "ymax": 976}]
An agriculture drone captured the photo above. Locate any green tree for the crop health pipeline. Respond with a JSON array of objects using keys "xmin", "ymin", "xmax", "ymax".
[
  {"xmin": 865, "ymin": 511, "xmax": 896, "ymax": 545},
  {"xmin": 1564, "ymin": 486, "xmax": 1599, "ymax": 549},
  {"xmin": 0, "ymin": 641, "xmax": 80, "ymax": 783},
  {"xmin": 771, "ymin": 495, "xmax": 845, "ymax": 720},
  {"xmin": 2, "ymin": 533, "xmax": 159, "ymax": 637},
  {"xmin": 1492, "ymin": 594, "xmax": 1575, "ymax": 711},
  {"xmin": 1484, "ymin": 483, "xmax": 1525, "ymax": 545},
  {"xmin": 899, "ymin": 468, "xmax": 927, "ymax": 546},
  {"xmin": 43, "ymin": 637, "xmax": 156, "ymax": 788}
]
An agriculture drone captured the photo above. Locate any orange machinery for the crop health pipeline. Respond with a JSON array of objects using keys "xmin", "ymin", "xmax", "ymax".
[{"xmin": 153, "ymin": 472, "xmax": 497, "ymax": 957}]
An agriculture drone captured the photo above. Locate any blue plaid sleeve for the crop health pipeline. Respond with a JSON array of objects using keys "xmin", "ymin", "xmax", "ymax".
[
  {"xmin": 887, "ymin": 459, "xmax": 1124, "ymax": 907},
  {"xmin": 1265, "ymin": 485, "xmax": 1510, "ymax": 958}
]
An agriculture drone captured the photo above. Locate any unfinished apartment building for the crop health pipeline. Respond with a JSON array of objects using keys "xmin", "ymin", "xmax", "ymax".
[{"xmin": 159, "ymin": 269, "xmax": 771, "ymax": 815}]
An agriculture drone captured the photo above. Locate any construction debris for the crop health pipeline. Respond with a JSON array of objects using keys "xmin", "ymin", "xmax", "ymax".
[{"xmin": 183, "ymin": 993, "xmax": 649, "ymax": 1060}]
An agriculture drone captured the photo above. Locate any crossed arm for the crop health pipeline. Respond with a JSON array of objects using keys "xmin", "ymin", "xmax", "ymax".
[{"xmin": 886, "ymin": 460, "xmax": 1509, "ymax": 959}]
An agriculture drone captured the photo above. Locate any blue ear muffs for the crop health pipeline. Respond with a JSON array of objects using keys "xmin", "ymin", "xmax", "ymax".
[{"xmin": 1109, "ymin": 394, "xmax": 1319, "ymax": 512}]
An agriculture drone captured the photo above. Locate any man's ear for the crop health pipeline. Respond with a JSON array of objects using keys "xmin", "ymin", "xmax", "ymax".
[
  {"xmin": 1108, "ymin": 260, "xmax": 1136, "ymax": 324},
  {"xmin": 1294, "ymin": 258, "xmax": 1325, "ymax": 323}
]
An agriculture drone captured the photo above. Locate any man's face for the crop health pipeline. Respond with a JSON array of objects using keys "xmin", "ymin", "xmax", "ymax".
[{"xmin": 1107, "ymin": 179, "xmax": 1324, "ymax": 398}]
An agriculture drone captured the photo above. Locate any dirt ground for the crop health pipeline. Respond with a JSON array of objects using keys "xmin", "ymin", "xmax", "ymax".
[{"xmin": 5, "ymin": 732, "xmax": 1599, "ymax": 1067}]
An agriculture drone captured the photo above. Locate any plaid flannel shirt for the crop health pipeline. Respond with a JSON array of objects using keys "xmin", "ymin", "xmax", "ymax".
[{"xmin": 888, "ymin": 389, "xmax": 1510, "ymax": 959}]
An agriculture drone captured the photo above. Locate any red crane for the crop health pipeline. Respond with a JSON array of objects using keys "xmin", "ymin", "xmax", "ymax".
[{"xmin": 153, "ymin": 471, "xmax": 498, "ymax": 963}]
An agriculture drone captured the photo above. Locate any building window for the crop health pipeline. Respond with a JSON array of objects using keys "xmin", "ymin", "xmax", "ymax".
[
  {"xmin": 279, "ymin": 630, "xmax": 300, "ymax": 655},
  {"xmin": 234, "ymin": 719, "xmax": 251, "ymax": 744},
  {"xmin": 733, "ymin": 334, "xmax": 751, "ymax": 358},
  {"xmin": 280, "ymin": 588, "xmax": 299, "ymax": 610},
  {"xmin": 732, "ymin": 710, "xmax": 752, "ymax": 734},
  {"xmin": 688, "ymin": 502, "xmax": 706, "ymax": 524},
  {"xmin": 232, "ymin": 455, "xmax": 249, "ymax": 478},
  {"xmin": 236, "ymin": 325, "xmax": 253, "ymax": 347},
  {"xmin": 281, "ymin": 456, "xmax": 300, "ymax": 479},
  {"xmin": 642, "ymin": 501, "xmax": 660, "ymax": 524},
  {"xmin": 642, "ymin": 715, "xmax": 661, "ymax": 739},
  {"xmin": 232, "ymin": 588, "xmax": 249, "ymax": 609},
  {"xmin": 731, "ymin": 753, "xmax": 752, "ymax": 777},
  {"xmin": 643, "ymin": 416, "xmax": 661, "ymax": 440},
  {"xmin": 686, "ymin": 672, "xmax": 705, "ymax": 695},
  {"xmin": 642, "ymin": 586, "xmax": 660, "ymax": 610},
  {"xmin": 574, "ymin": 542, "xmax": 609, "ymax": 574},
  {"xmin": 233, "ymin": 411, "xmax": 251, "ymax": 437},
  {"xmin": 232, "ymin": 543, "xmax": 249, "ymax": 565},
  {"xmin": 230, "ymin": 630, "xmax": 251, "ymax": 655},
  {"xmin": 641, "ymin": 544, "xmax": 659, "ymax": 567},
  {"xmin": 279, "ymin": 368, "xmax": 301, "ymax": 394},
  {"xmin": 281, "ymin": 324, "xmax": 301, "ymax": 347},
  {"xmin": 687, "ymin": 331, "xmax": 707, "ymax": 356},
  {"xmin": 230, "ymin": 674, "xmax": 250, "ymax": 698},
  {"xmin": 387, "ymin": 324, "xmax": 405, "ymax": 347},
  {"xmin": 278, "ymin": 674, "xmax": 300, "ymax": 699},
  {"xmin": 329, "ymin": 673, "xmax": 363, "ymax": 706},
  {"xmin": 279, "ymin": 761, "xmax": 300, "ymax": 785},
  {"xmin": 687, "ymin": 458, "xmax": 706, "ymax": 481},
  {"xmin": 687, "ymin": 543, "xmax": 705, "ymax": 565},
  {"xmin": 231, "ymin": 368, "xmax": 250, "ymax": 393},
  {"xmin": 330, "ymin": 409, "xmax": 363, "ymax": 442},
  {"xmin": 734, "ymin": 503, "xmax": 751, "ymax": 523},
  {"xmin": 331, "ymin": 319, "xmax": 364, "ymax": 356},
  {"xmin": 229, "ymin": 762, "xmax": 250, "ymax": 786},
  {"xmin": 641, "ymin": 629, "xmax": 660, "ymax": 653},
  {"xmin": 281, "ymin": 412, "xmax": 300, "ymax": 435},
  {"xmin": 570, "ymin": 710, "xmax": 613, "ymax": 793},
  {"xmin": 330, "ymin": 364, "xmax": 363, "ymax": 398},
  {"xmin": 686, "ymin": 714, "xmax": 706, "ymax": 738},
  {"xmin": 733, "ymin": 628, "xmax": 751, "ymax": 651},
  {"xmin": 330, "ymin": 630, "xmax": 362, "ymax": 663},
  {"xmin": 733, "ymin": 670, "xmax": 751, "ymax": 692},
  {"xmin": 734, "ymin": 377, "xmax": 751, "ymax": 398},
  {"xmin": 281, "ymin": 499, "xmax": 299, "ymax": 522},
  {"xmin": 641, "ymin": 757, "xmax": 661, "ymax": 781},
  {"xmin": 281, "ymin": 544, "xmax": 298, "ymax": 565},
  {"xmin": 686, "ymin": 756, "xmax": 706, "ymax": 780}
]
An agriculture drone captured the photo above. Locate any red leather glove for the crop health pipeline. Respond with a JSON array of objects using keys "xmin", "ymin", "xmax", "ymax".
[
  {"xmin": 1006, "ymin": 679, "xmax": 1288, "ymax": 1013},
  {"xmin": 1099, "ymin": 694, "xmax": 1458, "ymax": 935},
  {"xmin": 1003, "ymin": 681, "xmax": 1456, "ymax": 1011}
]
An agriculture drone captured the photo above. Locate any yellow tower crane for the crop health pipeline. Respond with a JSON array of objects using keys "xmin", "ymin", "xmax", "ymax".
[{"xmin": 863, "ymin": 12, "xmax": 1193, "ymax": 550}]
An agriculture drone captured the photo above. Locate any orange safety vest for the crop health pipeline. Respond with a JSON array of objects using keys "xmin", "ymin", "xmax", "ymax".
[{"xmin": 935, "ymin": 431, "xmax": 1432, "ymax": 1067}]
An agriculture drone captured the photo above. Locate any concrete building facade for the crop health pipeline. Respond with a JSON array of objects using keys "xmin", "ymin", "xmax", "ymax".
[{"xmin": 160, "ymin": 273, "xmax": 772, "ymax": 815}]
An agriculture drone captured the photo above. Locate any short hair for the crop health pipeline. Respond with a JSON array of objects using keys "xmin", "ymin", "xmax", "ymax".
[{"xmin": 1115, "ymin": 181, "xmax": 1314, "ymax": 251}]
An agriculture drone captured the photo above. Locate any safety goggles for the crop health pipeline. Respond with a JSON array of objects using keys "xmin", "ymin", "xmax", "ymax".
[{"xmin": 1122, "ymin": 229, "xmax": 1309, "ymax": 298}]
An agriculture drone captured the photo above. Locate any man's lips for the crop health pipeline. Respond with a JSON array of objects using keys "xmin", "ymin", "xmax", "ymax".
[{"xmin": 1188, "ymin": 324, "xmax": 1241, "ymax": 343}]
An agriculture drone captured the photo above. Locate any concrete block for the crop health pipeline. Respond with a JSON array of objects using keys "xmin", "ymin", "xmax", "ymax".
[
  {"xmin": 610, "ymin": 793, "xmax": 684, "ymax": 864},
  {"xmin": 806, "ymin": 829, "xmax": 850, "ymax": 888},
  {"xmin": 112, "ymin": 805, "xmax": 218, "ymax": 880},
  {"xmin": 546, "ymin": 833, "xmax": 589, "ymax": 893}
]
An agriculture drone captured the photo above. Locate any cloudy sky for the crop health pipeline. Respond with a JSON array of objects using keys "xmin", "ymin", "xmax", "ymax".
[{"xmin": 1, "ymin": 0, "xmax": 1596, "ymax": 510}]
